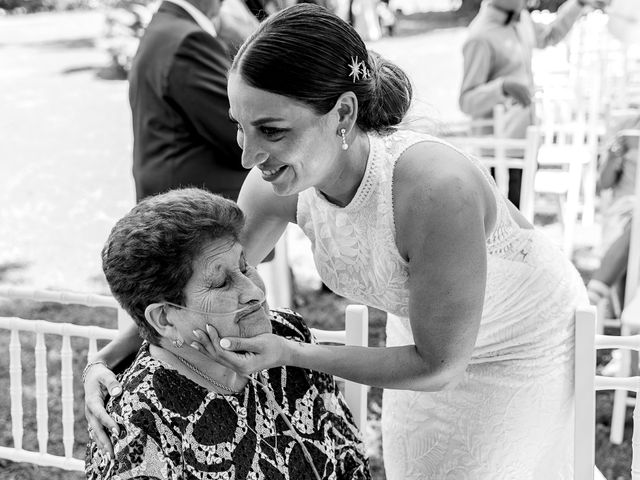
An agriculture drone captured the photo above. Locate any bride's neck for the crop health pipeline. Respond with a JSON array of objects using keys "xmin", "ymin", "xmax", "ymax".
[
  {"xmin": 149, "ymin": 342, "xmax": 248, "ymax": 393},
  {"xmin": 318, "ymin": 131, "xmax": 370, "ymax": 207}
]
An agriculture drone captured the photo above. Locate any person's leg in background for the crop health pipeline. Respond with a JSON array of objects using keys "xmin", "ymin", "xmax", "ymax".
[
  {"xmin": 588, "ymin": 221, "xmax": 632, "ymax": 306},
  {"xmin": 508, "ymin": 168, "xmax": 523, "ymax": 209}
]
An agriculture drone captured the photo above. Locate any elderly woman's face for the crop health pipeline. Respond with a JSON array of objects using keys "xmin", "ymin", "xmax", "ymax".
[{"xmin": 170, "ymin": 236, "xmax": 271, "ymax": 342}]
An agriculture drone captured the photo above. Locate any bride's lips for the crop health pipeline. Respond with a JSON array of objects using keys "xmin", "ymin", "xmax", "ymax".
[{"xmin": 259, "ymin": 165, "xmax": 288, "ymax": 182}]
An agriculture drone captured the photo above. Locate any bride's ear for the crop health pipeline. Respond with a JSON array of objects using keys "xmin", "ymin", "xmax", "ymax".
[
  {"xmin": 145, "ymin": 303, "xmax": 174, "ymax": 338},
  {"xmin": 332, "ymin": 91, "xmax": 358, "ymax": 132}
]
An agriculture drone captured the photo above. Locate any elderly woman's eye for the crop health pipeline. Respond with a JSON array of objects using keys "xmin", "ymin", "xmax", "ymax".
[{"xmin": 209, "ymin": 278, "xmax": 226, "ymax": 289}]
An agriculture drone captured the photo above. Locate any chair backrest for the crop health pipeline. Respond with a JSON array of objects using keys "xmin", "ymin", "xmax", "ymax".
[
  {"xmin": 0, "ymin": 286, "xmax": 120, "ymax": 471},
  {"xmin": 574, "ymin": 305, "xmax": 640, "ymax": 480},
  {"xmin": 444, "ymin": 126, "xmax": 540, "ymax": 223},
  {"xmin": 0, "ymin": 288, "xmax": 369, "ymax": 471}
]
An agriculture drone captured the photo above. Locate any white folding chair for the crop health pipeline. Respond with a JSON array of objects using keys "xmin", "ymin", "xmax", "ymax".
[
  {"xmin": 311, "ymin": 304, "xmax": 369, "ymax": 431},
  {"xmin": 574, "ymin": 305, "xmax": 640, "ymax": 480},
  {"xmin": 0, "ymin": 287, "xmax": 120, "ymax": 471},
  {"xmin": 533, "ymin": 90, "xmax": 600, "ymax": 257},
  {"xmin": 445, "ymin": 126, "xmax": 540, "ymax": 223}
]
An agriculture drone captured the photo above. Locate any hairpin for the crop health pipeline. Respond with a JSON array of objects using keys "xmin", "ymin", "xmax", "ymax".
[{"xmin": 348, "ymin": 56, "xmax": 370, "ymax": 83}]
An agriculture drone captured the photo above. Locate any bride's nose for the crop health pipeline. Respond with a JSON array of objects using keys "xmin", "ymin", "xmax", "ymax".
[{"xmin": 241, "ymin": 141, "xmax": 269, "ymax": 169}]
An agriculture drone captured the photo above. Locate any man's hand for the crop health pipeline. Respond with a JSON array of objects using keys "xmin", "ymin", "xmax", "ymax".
[
  {"xmin": 83, "ymin": 362, "xmax": 122, "ymax": 458},
  {"xmin": 578, "ymin": 0, "xmax": 611, "ymax": 9},
  {"xmin": 502, "ymin": 79, "xmax": 532, "ymax": 107}
]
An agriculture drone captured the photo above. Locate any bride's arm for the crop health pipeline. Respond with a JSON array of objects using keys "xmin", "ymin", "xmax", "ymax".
[
  {"xmin": 199, "ymin": 143, "xmax": 493, "ymax": 391},
  {"xmin": 84, "ymin": 322, "xmax": 142, "ymax": 455},
  {"xmin": 237, "ymin": 167, "xmax": 297, "ymax": 265}
]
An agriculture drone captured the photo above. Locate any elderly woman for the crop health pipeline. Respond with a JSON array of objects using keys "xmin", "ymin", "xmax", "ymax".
[{"xmin": 84, "ymin": 188, "xmax": 369, "ymax": 480}]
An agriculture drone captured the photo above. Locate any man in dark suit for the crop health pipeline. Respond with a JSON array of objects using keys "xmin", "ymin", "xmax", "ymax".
[{"xmin": 129, "ymin": 0, "xmax": 248, "ymax": 202}]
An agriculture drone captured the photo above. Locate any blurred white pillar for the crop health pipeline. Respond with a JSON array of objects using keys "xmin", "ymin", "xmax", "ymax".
[{"xmin": 257, "ymin": 232, "xmax": 293, "ymax": 309}]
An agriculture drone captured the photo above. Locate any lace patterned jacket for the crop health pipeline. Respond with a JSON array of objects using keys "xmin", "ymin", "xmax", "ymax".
[{"xmin": 85, "ymin": 309, "xmax": 370, "ymax": 480}]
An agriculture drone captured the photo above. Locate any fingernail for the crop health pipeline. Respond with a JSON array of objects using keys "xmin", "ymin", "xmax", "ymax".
[
  {"xmin": 206, "ymin": 324, "xmax": 213, "ymax": 333},
  {"xmin": 220, "ymin": 338, "xmax": 231, "ymax": 349},
  {"xmin": 192, "ymin": 329, "xmax": 201, "ymax": 339},
  {"xmin": 112, "ymin": 427, "xmax": 119, "ymax": 436},
  {"xmin": 190, "ymin": 342, "xmax": 200, "ymax": 350},
  {"xmin": 111, "ymin": 386, "xmax": 122, "ymax": 396}
]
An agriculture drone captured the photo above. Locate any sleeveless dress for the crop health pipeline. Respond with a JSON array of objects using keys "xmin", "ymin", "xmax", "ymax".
[{"xmin": 296, "ymin": 130, "xmax": 588, "ymax": 480}]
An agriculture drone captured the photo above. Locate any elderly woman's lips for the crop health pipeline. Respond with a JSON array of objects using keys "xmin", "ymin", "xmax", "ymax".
[{"xmin": 237, "ymin": 303, "xmax": 264, "ymax": 320}]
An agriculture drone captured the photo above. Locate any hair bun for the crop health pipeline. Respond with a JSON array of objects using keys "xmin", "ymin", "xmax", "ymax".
[{"xmin": 359, "ymin": 51, "xmax": 413, "ymax": 134}]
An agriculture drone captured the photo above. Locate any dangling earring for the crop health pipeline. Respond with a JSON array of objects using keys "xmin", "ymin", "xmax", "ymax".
[
  {"xmin": 173, "ymin": 337, "xmax": 184, "ymax": 348},
  {"xmin": 339, "ymin": 128, "xmax": 349, "ymax": 151}
]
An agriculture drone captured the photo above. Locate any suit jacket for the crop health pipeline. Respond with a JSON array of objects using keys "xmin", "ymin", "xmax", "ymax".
[{"xmin": 129, "ymin": 1, "xmax": 247, "ymax": 202}]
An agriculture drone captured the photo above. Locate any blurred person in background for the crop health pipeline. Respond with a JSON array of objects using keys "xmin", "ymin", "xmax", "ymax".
[
  {"xmin": 459, "ymin": 0, "xmax": 610, "ymax": 208},
  {"xmin": 587, "ymin": 114, "xmax": 639, "ymax": 309},
  {"xmin": 129, "ymin": 0, "xmax": 257, "ymax": 202}
]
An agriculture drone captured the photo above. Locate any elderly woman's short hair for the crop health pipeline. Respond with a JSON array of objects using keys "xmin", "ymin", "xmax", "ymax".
[{"xmin": 102, "ymin": 188, "xmax": 245, "ymax": 344}]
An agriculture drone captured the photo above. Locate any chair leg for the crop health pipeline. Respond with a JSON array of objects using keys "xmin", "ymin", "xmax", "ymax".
[
  {"xmin": 610, "ymin": 344, "xmax": 636, "ymax": 444},
  {"xmin": 582, "ymin": 157, "xmax": 597, "ymax": 227},
  {"xmin": 611, "ymin": 387, "xmax": 628, "ymax": 444},
  {"xmin": 563, "ymin": 199, "xmax": 577, "ymax": 259}
]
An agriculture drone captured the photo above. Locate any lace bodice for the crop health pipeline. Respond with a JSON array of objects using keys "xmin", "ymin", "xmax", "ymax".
[{"xmin": 298, "ymin": 129, "xmax": 525, "ymax": 318}]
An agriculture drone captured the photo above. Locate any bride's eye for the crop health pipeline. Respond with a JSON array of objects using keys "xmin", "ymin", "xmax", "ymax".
[{"xmin": 260, "ymin": 126, "xmax": 286, "ymax": 139}]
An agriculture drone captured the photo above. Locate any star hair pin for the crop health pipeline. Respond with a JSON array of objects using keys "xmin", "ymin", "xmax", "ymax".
[{"xmin": 348, "ymin": 56, "xmax": 370, "ymax": 83}]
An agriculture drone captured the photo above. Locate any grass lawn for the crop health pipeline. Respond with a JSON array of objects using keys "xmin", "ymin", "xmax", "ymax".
[{"xmin": 0, "ymin": 285, "xmax": 637, "ymax": 480}]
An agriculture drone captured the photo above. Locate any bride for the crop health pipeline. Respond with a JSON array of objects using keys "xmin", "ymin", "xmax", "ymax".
[{"xmin": 85, "ymin": 4, "xmax": 588, "ymax": 478}]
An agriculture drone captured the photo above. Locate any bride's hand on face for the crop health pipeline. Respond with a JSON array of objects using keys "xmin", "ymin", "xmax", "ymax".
[{"xmin": 191, "ymin": 324, "xmax": 291, "ymax": 375}]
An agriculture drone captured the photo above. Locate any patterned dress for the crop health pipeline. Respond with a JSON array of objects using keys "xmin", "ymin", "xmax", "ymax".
[
  {"xmin": 85, "ymin": 309, "xmax": 370, "ymax": 480},
  {"xmin": 297, "ymin": 130, "xmax": 588, "ymax": 479}
]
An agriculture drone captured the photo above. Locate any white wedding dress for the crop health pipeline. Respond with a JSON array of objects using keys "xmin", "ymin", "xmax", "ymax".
[{"xmin": 297, "ymin": 130, "xmax": 588, "ymax": 480}]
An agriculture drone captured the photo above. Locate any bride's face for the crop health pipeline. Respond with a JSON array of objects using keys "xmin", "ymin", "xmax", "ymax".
[{"xmin": 227, "ymin": 72, "xmax": 342, "ymax": 197}]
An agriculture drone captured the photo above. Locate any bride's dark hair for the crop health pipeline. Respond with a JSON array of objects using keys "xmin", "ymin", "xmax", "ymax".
[{"xmin": 230, "ymin": 3, "xmax": 412, "ymax": 134}]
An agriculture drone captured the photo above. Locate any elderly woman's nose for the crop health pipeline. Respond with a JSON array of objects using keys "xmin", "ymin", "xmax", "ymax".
[{"xmin": 237, "ymin": 273, "xmax": 264, "ymax": 303}]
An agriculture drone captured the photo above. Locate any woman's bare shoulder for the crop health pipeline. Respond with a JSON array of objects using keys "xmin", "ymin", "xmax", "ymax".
[
  {"xmin": 393, "ymin": 139, "xmax": 491, "ymax": 203},
  {"xmin": 392, "ymin": 139, "xmax": 496, "ymax": 252}
]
